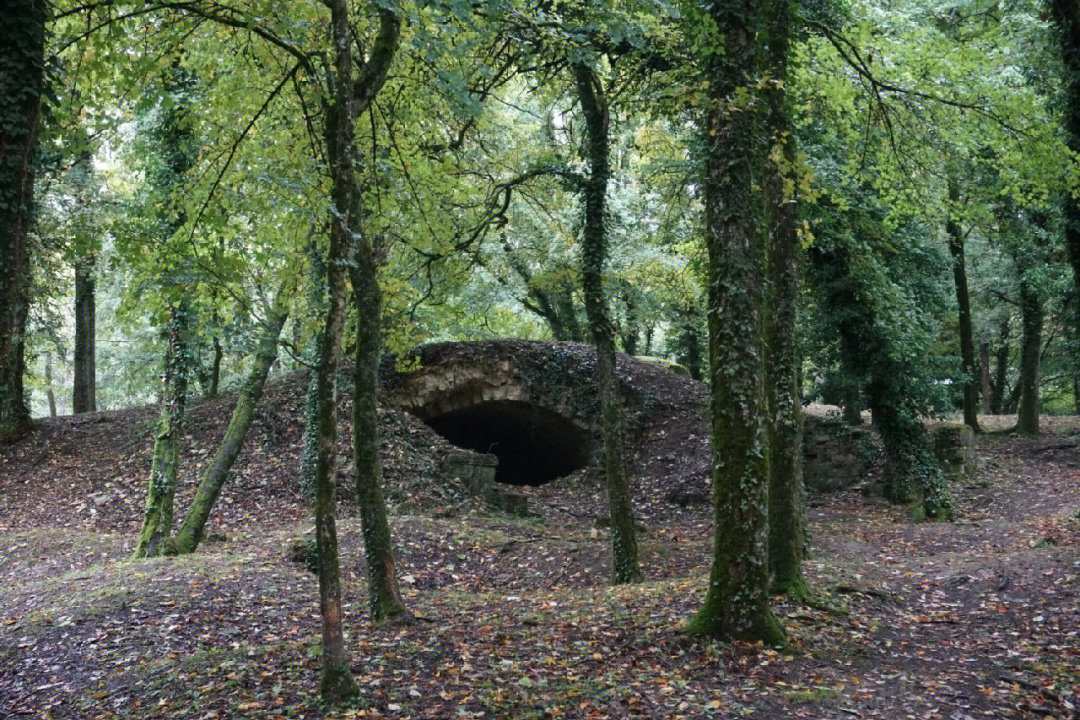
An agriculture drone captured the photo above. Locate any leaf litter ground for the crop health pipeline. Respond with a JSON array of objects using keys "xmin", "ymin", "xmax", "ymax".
[{"xmin": 1, "ymin": 373, "xmax": 1078, "ymax": 720}]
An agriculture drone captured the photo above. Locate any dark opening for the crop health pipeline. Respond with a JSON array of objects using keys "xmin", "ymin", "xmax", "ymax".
[{"xmin": 424, "ymin": 400, "xmax": 592, "ymax": 486}]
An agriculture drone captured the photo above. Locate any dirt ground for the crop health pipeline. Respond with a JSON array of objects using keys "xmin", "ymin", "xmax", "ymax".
[{"xmin": 1, "ymin": 378, "xmax": 1079, "ymax": 719}]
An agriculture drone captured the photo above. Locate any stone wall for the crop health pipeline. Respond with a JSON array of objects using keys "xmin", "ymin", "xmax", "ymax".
[
  {"xmin": 928, "ymin": 422, "xmax": 977, "ymax": 484},
  {"xmin": 441, "ymin": 451, "xmax": 530, "ymax": 515},
  {"xmin": 803, "ymin": 415, "xmax": 881, "ymax": 493}
]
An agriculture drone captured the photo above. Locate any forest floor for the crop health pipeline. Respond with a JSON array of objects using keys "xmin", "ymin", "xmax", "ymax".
[{"xmin": 2, "ymin": 403, "xmax": 1079, "ymax": 719}]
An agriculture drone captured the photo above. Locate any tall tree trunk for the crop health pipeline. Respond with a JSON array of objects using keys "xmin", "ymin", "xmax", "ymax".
[
  {"xmin": 1052, "ymin": 0, "xmax": 1080, "ymax": 388},
  {"xmin": 0, "ymin": 0, "xmax": 45, "ymax": 443},
  {"xmin": 45, "ymin": 352, "xmax": 56, "ymax": 417},
  {"xmin": 351, "ymin": 247, "xmax": 409, "ymax": 620},
  {"xmin": 675, "ymin": 310, "xmax": 703, "ymax": 381},
  {"xmin": 809, "ymin": 242, "xmax": 953, "ymax": 520},
  {"xmin": 209, "ymin": 336, "xmax": 222, "ymax": 397},
  {"xmin": 946, "ymin": 178, "xmax": 979, "ymax": 430},
  {"xmin": 572, "ymin": 61, "xmax": 642, "ymax": 585},
  {"xmin": 1004, "ymin": 376, "xmax": 1022, "ymax": 415},
  {"xmin": 172, "ymin": 299, "xmax": 289, "ymax": 554},
  {"xmin": 73, "ymin": 256, "xmax": 96, "ymax": 414},
  {"xmin": 684, "ymin": 0, "xmax": 783, "ymax": 644},
  {"xmin": 868, "ymin": 395, "xmax": 952, "ymax": 518},
  {"xmin": 842, "ymin": 383, "xmax": 863, "ymax": 425},
  {"xmin": 503, "ymin": 239, "xmax": 582, "ymax": 343},
  {"xmin": 763, "ymin": 0, "xmax": 808, "ymax": 600},
  {"xmin": 311, "ymin": 3, "xmax": 400, "ymax": 702},
  {"xmin": 554, "ymin": 287, "xmax": 585, "ymax": 342},
  {"xmin": 313, "ymin": 0, "xmax": 359, "ymax": 702},
  {"xmin": 1017, "ymin": 276, "xmax": 1042, "ymax": 434},
  {"xmin": 991, "ymin": 317, "xmax": 1010, "ymax": 414},
  {"xmin": 134, "ymin": 304, "xmax": 189, "ymax": 558},
  {"xmin": 980, "ymin": 342, "xmax": 992, "ymax": 413},
  {"xmin": 620, "ymin": 293, "xmax": 639, "ymax": 355}
]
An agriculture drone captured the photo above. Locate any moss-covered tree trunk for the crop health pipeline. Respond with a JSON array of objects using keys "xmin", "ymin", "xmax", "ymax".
[
  {"xmin": 762, "ymin": 0, "xmax": 808, "ymax": 600},
  {"xmin": 0, "ymin": 0, "xmax": 44, "ymax": 444},
  {"xmin": 312, "ymin": 0, "xmax": 357, "ymax": 702},
  {"xmin": 310, "ymin": 2, "xmax": 400, "ymax": 702},
  {"xmin": 620, "ymin": 293, "xmax": 639, "ymax": 356},
  {"xmin": 684, "ymin": 0, "xmax": 783, "ymax": 643},
  {"xmin": 73, "ymin": 256, "xmax": 96, "ymax": 414},
  {"xmin": 842, "ymin": 385, "xmax": 864, "ymax": 425},
  {"xmin": 946, "ymin": 178, "xmax": 979, "ymax": 431},
  {"xmin": 1017, "ymin": 276, "xmax": 1042, "ymax": 435},
  {"xmin": 171, "ymin": 300, "xmax": 289, "ymax": 555},
  {"xmin": 572, "ymin": 61, "xmax": 642, "ymax": 585},
  {"xmin": 502, "ymin": 237, "xmax": 585, "ymax": 342},
  {"xmin": 868, "ymin": 394, "xmax": 953, "ymax": 519},
  {"xmin": 209, "ymin": 336, "xmax": 222, "ymax": 398},
  {"xmin": 553, "ymin": 288, "xmax": 585, "ymax": 342},
  {"xmin": 1052, "ymin": 0, "xmax": 1080, "ymax": 401},
  {"xmin": 809, "ymin": 241, "xmax": 954, "ymax": 520},
  {"xmin": 351, "ymin": 247, "xmax": 409, "ymax": 621},
  {"xmin": 674, "ymin": 309, "xmax": 703, "ymax": 381},
  {"xmin": 134, "ymin": 304, "xmax": 190, "ymax": 558}
]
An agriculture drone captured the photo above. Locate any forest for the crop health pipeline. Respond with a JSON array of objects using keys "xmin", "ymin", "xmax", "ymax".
[{"xmin": 2, "ymin": 0, "xmax": 1080, "ymax": 718}]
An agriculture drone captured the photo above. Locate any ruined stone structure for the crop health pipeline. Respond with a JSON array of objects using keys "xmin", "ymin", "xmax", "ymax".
[
  {"xmin": 384, "ymin": 341, "xmax": 623, "ymax": 487},
  {"xmin": 803, "ymin": 415, "xmax": 881, "ymax": 493},
  {"xmin": 928, "ymin": 422, "xmax": 978, "ymax": 484},
  {"xmin": 383, "ymin": 340, "xmax": 891, "ymax": 505}
]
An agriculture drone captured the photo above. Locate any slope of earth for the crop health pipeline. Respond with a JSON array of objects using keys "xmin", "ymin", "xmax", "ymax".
[
  {"xmin": 1, "ymin": 348, "xmax": 1079, "ymax": 719},
  {"xmin": 0, "ymin": 369, "xmax": 484, "ymax": 542}
]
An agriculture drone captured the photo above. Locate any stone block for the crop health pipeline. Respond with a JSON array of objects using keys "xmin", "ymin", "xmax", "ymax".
[
  {"xmin": 929, "ymin": 422, "xmax": 977, "ymax": 483},
  {"xmin": 803, "ymin": 415, "xmax": 880, "ymax": 493},
  {"xmin": 442, "ymin": 452, "xmax": 497, "ymax": 499},
  {"xmin": 491, "ymin": 490, "xmax": 529, "ymax": 516}
]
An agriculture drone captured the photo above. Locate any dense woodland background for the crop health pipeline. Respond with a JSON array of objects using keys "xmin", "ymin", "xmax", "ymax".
[{"xmin": 3, "ymin": 0, "xmax": 1080, "ymax": 713}]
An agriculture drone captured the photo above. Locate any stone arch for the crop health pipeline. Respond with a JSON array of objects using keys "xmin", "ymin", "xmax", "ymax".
[{"xmin": 384, "ymin": 342, "xmax": 602, "ymax": 485}]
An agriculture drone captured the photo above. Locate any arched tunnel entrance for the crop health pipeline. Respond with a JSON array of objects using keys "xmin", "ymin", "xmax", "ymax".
[{"xmin": 423, "ymin": 400, "xmax": 592, "ymax": 486}]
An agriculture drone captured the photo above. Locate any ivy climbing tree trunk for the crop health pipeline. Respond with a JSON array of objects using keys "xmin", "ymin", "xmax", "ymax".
[
  {"xmin": 0, "ymin": 0, "xmax": 45, "ymax": 443},
  {"xmin": 762, "ymin": 0, "xmax": 808, "ymax": 600},
  {"xmin": 1051, "ymin": 0, "xmax": 1080, "ymax": 390},
  {"xmin": 134, "ymin": 304, "xmax": 189, "ymax": 558},
  {"xmin": 572, "ymin": 60, "xmax": 642, "ymax": 585},
  {"xmin": 134, "ymin": 59, "xmax": 198, "ymax": 557},
  {"xmin": 674, "ymin": 306, "xmax": 703, "ymax": 381},
  {"xmin": 842, "ymin": 385, "xmax": 864, "ymax": 425},
  {"xmin": 1017, "ymin": 275, "xmax": 1042, "ymax": 434},
  {"xmin": 171, "ymin": 297, "xmax": 290, "ymax": 555},
  {"xmin": 868, "ymin": 395, "xmax": 952, "ymax": 519},
  {"xmin": 73, "ymin": 255, "xmax": 96, "ymax": 414},
  {"xmin": 209, "ymin": 336, "xmax": 222, "ymax": 398},
  {"xmin": 946, "ymin": 178, "xmax": 979, "ymax": 431},
  {"xmin": 684, "ymin": 0, "xmax": 783, "ymax": 643},
  {"xmin": 351, "ymin": 245, "xmax": 409, "ymax": 621},
  {"xmin": 809, "ymin": 241, "xmax": 954, "ymax": 520}
]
